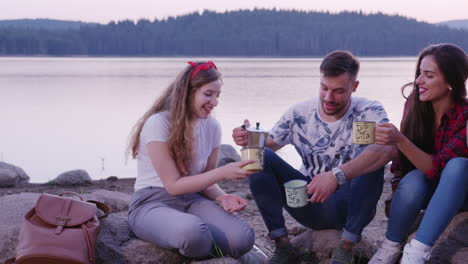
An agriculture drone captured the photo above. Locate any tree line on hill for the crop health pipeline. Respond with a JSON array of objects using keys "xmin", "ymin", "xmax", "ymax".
[
  {"xmin": 0, "ymin": 19, "xmax": 95, "ymax": 30},
  {"xmin": 437, "ymin": 19, "xmax": 468, "ymax": 31},
  {"xmin": 0, "ymin": 9, "xmax": 467, "ymax": 56}
]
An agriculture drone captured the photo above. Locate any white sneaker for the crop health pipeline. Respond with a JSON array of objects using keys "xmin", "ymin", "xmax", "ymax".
[
  {"xmin": 237, "ymin": 245, "xmax": 268, "ymax": 264},
  {"xmin": 368, "ymin": 238, "xmax": 402, "ymax": 264},
  {"xmin": 400, "ymin": 239, "xmax": 431, "ymax": 264}
]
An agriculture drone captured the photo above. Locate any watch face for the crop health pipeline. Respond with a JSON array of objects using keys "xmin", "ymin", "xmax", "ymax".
[{"xmin": 333, "ymin": 168, "xmax": 345, "ymax": 185}]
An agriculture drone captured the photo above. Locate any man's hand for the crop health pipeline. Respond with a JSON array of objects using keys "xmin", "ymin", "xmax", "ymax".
[
  {"xmin": 307, "ymin": 171, "xmax": 338, "ymax": 203},
  {"xmin": 232, "ymin": 119, "xmax": 250, "ymax": 146}
]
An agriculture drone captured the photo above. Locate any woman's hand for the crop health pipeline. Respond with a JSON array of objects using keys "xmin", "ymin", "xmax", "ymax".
[
  {"xmin": 219, "ymin": 160, "xmax": 257, "ymax": 180},
  {"xmin": 217, "ymin": 194, "xmax": 248, "ymax": 212},
  {"xmin": 375, "ymin": 123, "xmax": 405, "ymax": 146}
]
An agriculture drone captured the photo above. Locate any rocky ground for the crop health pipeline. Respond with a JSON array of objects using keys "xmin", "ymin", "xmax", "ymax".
[{"xmin": 0, "ymin": 175, "xmax": 392, "ymax": 260}]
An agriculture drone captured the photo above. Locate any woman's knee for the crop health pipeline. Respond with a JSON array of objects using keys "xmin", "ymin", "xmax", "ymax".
[
  {"xmin": 396, "ymin": 169, "xmax": 428, "ymax": 204},
  {"xmin": 442, "ymin": 157, "xmax": 468, "ymax": 181},
  {"xmin": 177, "ymin": 222, "xmax": 213, "ymax": 258},
  {"xmin": 227, "ymin": 225, "xmax": 255, "ymax": 258}
]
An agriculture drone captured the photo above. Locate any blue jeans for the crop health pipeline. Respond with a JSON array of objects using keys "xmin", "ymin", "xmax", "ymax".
[
  {"xmin": 249, "ymin": 148, "xmax": 384, "ymax": 243},
  {"xmin": 386, "ymin": 157, "xmax": 468, "ymax": 246}
]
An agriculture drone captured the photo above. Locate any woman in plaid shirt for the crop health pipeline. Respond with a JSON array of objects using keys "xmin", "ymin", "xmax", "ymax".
[{"xmin": 370, "ymin": 43, "xmax": 468, "ymax": 264}]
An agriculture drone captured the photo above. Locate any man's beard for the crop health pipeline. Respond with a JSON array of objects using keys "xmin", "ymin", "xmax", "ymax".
[{"xmin": 320, "ymin": 100, "xmax": 346, "ymax": 116}]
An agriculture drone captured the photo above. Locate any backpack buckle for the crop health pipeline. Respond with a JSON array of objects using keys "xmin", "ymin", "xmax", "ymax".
[{"xmin": 55, "ymin": 217, "xmax": 69, "ymax": 234}]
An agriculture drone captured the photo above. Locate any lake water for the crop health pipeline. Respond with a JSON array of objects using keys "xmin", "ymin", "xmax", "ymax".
[{"xmin": 0, "ymin": 57, "xmax": 415, "ymax": 183}]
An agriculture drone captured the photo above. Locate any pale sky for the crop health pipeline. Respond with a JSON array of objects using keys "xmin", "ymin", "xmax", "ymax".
[{"xmin": 1, "ymin": 0, "xmax": 467, "ymax": 24}]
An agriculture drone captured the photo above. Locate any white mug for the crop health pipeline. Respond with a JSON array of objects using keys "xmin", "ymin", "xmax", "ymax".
[{"xmin": 284, "ymin": 179, "xmax": 309, "ymax": 208}]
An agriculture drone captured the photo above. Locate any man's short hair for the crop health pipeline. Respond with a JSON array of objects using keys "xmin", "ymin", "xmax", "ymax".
[{"xmin": 320, "ymin": 51, "xmax": 360, "ymax": 79}]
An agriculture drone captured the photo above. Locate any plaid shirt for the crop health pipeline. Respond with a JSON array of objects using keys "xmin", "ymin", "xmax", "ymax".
[
  {"xmin": 391, "ymin": 99, "xmax": 468, "ymax": 179},
  {"xmin": 427, "ymin": 100, "xmax": 468, "ymax": 179}
]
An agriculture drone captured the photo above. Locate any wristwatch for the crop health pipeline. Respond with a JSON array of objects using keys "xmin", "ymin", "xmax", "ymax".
[{"xmin": 332, "ymin": 167, "xmax": 346, "ymax": 186}]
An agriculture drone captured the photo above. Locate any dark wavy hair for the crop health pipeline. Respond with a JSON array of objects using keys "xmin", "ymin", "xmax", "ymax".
[
  {"xmin": 320, "ymin": 50, "xmax": 360, "ymax": 79},
  {"xmin": 399, "ymin": 43, "xmax": 467, "ymax": 176}
]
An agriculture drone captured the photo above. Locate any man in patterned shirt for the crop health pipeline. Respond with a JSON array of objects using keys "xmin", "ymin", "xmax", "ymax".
[{"xmin": 232, "ymin": 51, "xmax": 395, "ymax": 264}]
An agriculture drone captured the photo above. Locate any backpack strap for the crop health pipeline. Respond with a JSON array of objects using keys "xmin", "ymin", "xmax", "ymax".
[
  {"xmin": 58, "ymin": 192, "xmax": 110, "ymax": 219},
  {"xmin": 87, "ymin": 200, "xmax": 111, "ymax": 219},
  {"xmin": 59, "ymin": 191, "xmax": 84, "ymax": 200}
]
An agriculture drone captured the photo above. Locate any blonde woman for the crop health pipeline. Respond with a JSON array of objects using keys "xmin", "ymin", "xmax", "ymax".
[{"xmin": 127, "ymin": 61, "xmax": 256, "ymax": 260}]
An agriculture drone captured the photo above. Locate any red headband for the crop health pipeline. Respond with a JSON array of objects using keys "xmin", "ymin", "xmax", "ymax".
[{"xmin": 188, "ymin": 61, "xmax": 217, "ymax": 80}]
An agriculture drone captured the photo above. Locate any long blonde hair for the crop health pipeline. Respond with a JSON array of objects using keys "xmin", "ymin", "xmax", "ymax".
[{"xmin": 128, "ymin": 62, "xmax": 221, "ymax": 175}]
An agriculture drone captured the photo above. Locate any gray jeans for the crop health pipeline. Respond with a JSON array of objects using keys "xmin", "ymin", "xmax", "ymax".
[{"xmin": 128, "ymin": 187, "xmax": 255, "ymax": 259}]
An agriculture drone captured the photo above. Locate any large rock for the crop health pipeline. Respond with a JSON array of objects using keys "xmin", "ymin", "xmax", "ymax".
[
  {"xmin": 217, "ymin": 144, "xmax": 241, "ymax": 167},
  {"xmin": 451, "ymin": 247, "xmax": 468, "ymax": 264},
  {"xmin": 0, "ymin": 193, "xmax": 40, "ymax": 261},
  {"xmin": 437, "ymin": 211, "xmax": 468, "ymax": 244},
  {"xmin": 427, "ymin": 211, "xmax": 468, "ymax": 264},
  {"xmin": 192, "ymin": 258, "xmax": 238, "ymax": 264},
  {"xmin": 96, "ymin": 212, "xmax": 186, "ymax": 264},
  {"xmin": 83, "ymin": 190, "xmax": 131, "ymax": 213},
  {"xmin": 0, "ymin": 162, "xmax": 30, "ymax": 187},
  {"xmin": 0, "ymin": 169, "xmax": 16, "ymax": 187},
  {"xmin": 52, "ymin": 169, "xmax": 92, "ymax": 185},
  {"xmin": 291, "ymin": 229, "xmax": 375, "ymax": 261}
]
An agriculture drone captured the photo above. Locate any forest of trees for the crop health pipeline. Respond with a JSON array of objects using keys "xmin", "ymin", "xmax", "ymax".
[
  {"xmin": 1, "ymin": 9, "xmax": 467, "ymax": 56},
  {"xmin": 0, "ymin": 19, "xmax": 95, "ymax": 30},
  {"xmin": 437, "ymin": 19, "xmax": 468, "ymax": 30}
]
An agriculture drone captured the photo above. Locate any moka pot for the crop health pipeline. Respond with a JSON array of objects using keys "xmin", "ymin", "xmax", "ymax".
[{"xmin": 241, "ymin": 122, "xmax": 269, "ymax": 171}]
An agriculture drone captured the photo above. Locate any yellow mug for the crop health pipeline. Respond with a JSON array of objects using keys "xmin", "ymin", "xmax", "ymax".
[
  {"xmin": 240, "ymin": 148, "xmax": 263, "ymax": 171},
  {"xmin": 352, "ymin": 121, "xmax": 376, "ymax": 144}
]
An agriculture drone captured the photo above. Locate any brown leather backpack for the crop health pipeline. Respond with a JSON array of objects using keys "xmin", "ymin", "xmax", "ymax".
[{"xmin": 5, "ymin": 192, "xmax": 110, "ymax": 264}]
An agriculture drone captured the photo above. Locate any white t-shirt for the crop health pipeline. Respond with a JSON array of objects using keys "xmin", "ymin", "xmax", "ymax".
[
  {"xmin": 134, "ymin": 111, "xmax": 222, "ymax": 191},
  {"xmin": 270, "ymin": 97, "xmax": 389, "ymax": 177}
]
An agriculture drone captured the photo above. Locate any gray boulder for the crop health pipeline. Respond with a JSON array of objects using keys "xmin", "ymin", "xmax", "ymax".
[
  {"xmin": 426, "ymin": 211, "xmax": 468, "ymax": 264},
  {"xmin": 192, "ymin": 258, "xmax": 238, "ymax": 264},
  {"xmin": 0, "ymin": 193, "xmax": 40, "ymax": 261},
  {"xmin": 291, "ymin": 229, "xmax": 375, "ymax": 261},
  {"xmin": 52, "ymin": 169, "xmax": 92, "ymax": 185},
  {"xmin": 217, "ymin": 144, "xmax": 241, "ymax": 167},
  {"xmin": 83, "ymin": 190, "xmax": 131, "ymax": 213},
  {"xmin": 0, "ymin": 162, "xmax": 30, "ymax": 187},
  {"xmin": 0, "ymin": 168, "xmax": 16, "ymax": 187},
  {"xmin": 96, "ymin": 212, "xmax": 186, "ymax": 264},
  {"xmin": 451, "ymin": 247, "xmax": 468, "ymax": 264}
]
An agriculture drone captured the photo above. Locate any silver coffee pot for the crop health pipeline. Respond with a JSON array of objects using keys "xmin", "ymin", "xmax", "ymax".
[
  {"xmin": 243, "ymin": 122, "xmax": 269, "ymax": 148},
  {"xmin": 240, "ymin": 122, "xmax": 269, "ymax": 171}
]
